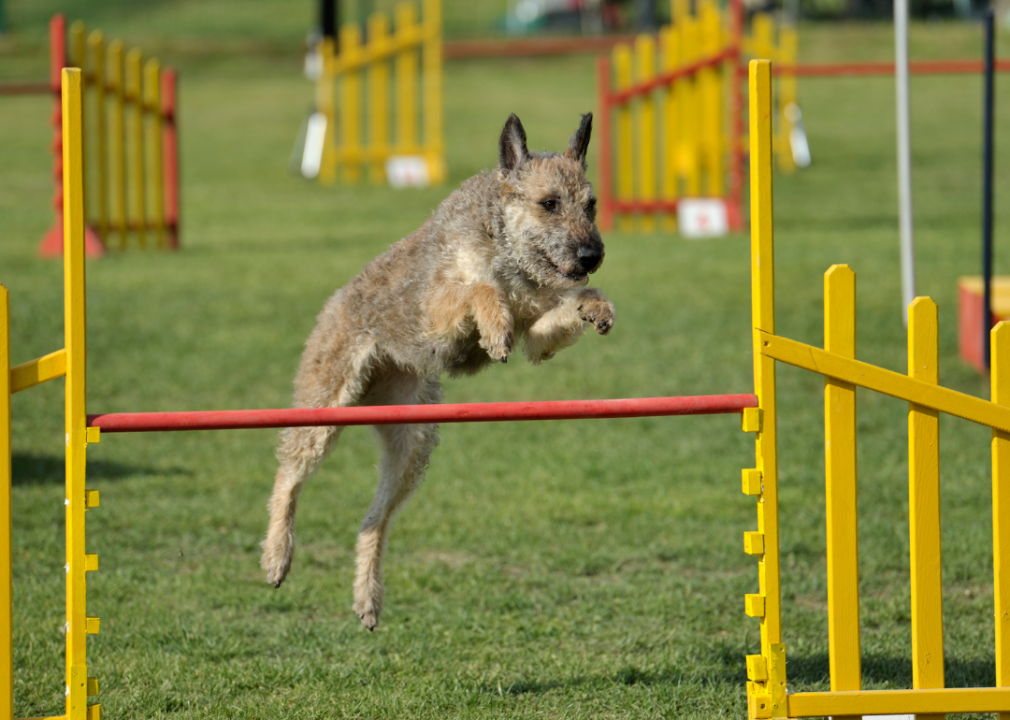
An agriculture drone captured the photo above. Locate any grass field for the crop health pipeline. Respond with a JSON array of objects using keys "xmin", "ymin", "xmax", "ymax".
[{"xmin": 4, "ymin": 2, "xmax": 1010, "ymax": 718}]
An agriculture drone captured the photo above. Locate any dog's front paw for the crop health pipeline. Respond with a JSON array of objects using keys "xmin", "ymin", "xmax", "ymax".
[
  {"xmin": 579, "ymin": 297, "xmax": 616, "ymax": 335},
  {"xmin": 479, "ymin": 328, "xmax": 514, "ymax": 363}
]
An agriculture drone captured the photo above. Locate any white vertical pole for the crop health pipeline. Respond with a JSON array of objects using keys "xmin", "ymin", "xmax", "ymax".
[{"xmin": 895, "ymin": 0, "xmax": 916, "ymax": 325}]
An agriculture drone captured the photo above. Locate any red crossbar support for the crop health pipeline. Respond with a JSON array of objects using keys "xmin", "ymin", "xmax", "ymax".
[
  {"xmin": 87, "ymin": 394, "xmax": 758, "ymax": 433},
  {"xmin": 609, "ymin": 48, "xmax": 736, "ymax": 104},
  {"xmin": 785, "ymin": 59, "xmax": 1010, "ymax": 77}
]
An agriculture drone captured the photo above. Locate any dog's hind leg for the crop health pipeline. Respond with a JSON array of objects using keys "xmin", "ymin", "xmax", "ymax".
[
  {"xmin": 261, "ymin": 424, "xmax": 343, "ymax": 587},
  {"xmin": 353, "ymin": 374, "xmax": 441, "ymax": 630}
]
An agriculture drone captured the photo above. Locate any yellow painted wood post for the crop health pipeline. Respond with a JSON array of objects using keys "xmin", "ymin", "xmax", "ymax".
[
  {"xmin": 660, "ymin": 25, "xmax": 679, "ymax": 233},
  {"xmin": 62, "ymin": 67, "xmax": 100, "ymax": 720},
  {"xmin": 395, "ymin": 3, "xmax": 418, "ymax": 157},
  {"xmin": 700, "ymin": 0, "xmax": 723, "ymax": 197},
  {"xmin": 907, "ymin": 296, "xmax": 945, "ymax": 720},
  {"xmin": 672, "ymin": 0, "xmax": 689, "ymax": 24},
  {"xmin": 747, "ymin": 59, "xmax": 786, "ymax": 720},
  {"xmin": 127, "ymin": 48, "xmax": 146, "ymax": 247},
  {"xmin": 992, "ymin": 322, "xmax": 1010, "ymax": 720},
  {"xmin": 145, "ymin": 58, "xmax": 165, "ymax": 249},
  {"xmin": 777, "ymin": 26, "xmax": 797, "ymax": 174},
  {"xmin": 752, "ymin": 13, "xmax": 774, "ymax": 61},
  {"xmin": 88, "ymin": 31, "xmax": 108, "ymax": 243},
  {"xmin": 422, "ymin": 0, "xmax": 446, "ymax": 184},
  {"xmin": 341, "ymin": 24, "xmax": 363, "ymax": 183},
  {"xmin": 636, "ymin": 34, "xmax": 656, "ymax": 233},
  {"xmin": 614, "ymin": 43, "xmax": 633, "ymax": 233},
  {"xmin": 108, "ymin": 40, "xmax": 127, "ymax": 250},
  {"xmin": 368, "ymin": 13, "xmax": 390, "ymax": 184},
  {"xmin": 681, "ymin": 16, "xmax": 700, "ymax": 197},
  {"xmin": 0, "ymin": 284, "xmax": 11, "ymax": 720},
  {"xmin": 824, "ymin": 264, "xmax": 862, "ymax": 696},
  {"xmin": 70, "ymin": 22, "xmax": 88, "ymax": 227},
  {"xmin": 318, "ymin": 37, "xmax": 337, "ymax": 186}
]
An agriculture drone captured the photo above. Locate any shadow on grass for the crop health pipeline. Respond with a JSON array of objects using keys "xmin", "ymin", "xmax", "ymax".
[
  {"xmin": 788, "ymin": 652, "xmax": 997, "ymax": 689},
  {"xmin": 12, "ymin": 452, "xmax": 192, "ymax": 486},
  {"xmin": 482, "ymin": 649, "xmax": 999, "ymax": 698}
]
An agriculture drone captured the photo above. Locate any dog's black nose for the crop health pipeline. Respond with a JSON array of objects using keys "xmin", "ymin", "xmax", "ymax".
[{"xmin": 577, "ymin": 244, "xmax": 603, "ymax": 273}]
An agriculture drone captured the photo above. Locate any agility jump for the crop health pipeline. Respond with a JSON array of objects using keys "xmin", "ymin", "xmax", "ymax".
[
  {"xmin": 5, "ymin": 62, "xmax": 1010, "ymax": 718},
  {"xmin": 313, "ymin": 0, "xmax": 446, "ymax": 187},
  {"xmin": 38, "ymin": 14, "xmax": 180, "ymax": 258},
  {"xmin": 597, "ymin": 0, "xmax": 798, "ymax": 233}
]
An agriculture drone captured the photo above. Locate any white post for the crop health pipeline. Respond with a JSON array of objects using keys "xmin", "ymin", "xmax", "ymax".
[{"xmin": 895, "ymin": 0, "xmax": 916, "ymax": 325}]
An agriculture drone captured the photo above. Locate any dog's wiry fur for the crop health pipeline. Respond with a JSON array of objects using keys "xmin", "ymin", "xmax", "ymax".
[{"xmin": 260, "ymin": 113, "xmax": 615, "ymax": 629}]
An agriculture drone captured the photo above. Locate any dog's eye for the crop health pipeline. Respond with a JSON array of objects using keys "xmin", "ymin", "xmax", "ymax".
[{"xmin": 540, "ymin": 199, "xmax": 558, "ymax": 212}]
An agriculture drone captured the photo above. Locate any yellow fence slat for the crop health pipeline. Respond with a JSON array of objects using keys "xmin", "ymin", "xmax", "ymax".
[
  {"xmin": 907, "ymin": 298, "xmax": 945, "ymax": 720},
  {"xmin": 341, "ymin": 23, "xmax": 363, "ymax": 183},
  {"xmin": 636, "ymin": 34, "xmax": 656, "ymax": 232},
  {"xmin": 88, "ymin": 31, "xmax": 108, "ymax": 242},
  {"xmin": 614, "ymin": 43, "xmax": 633, "ymax": 232},
  {"xmin": 126, "ymin": 48, "xmax": 145, "ymax": 248},
  {"xmin": 144, "ymin": 58, "xmax": 164, "ymax": 249},
  {"xmin": 760, "ymin": 332, "xmax": 1010, "ymax": 433},
  {"xmin": 823, "ymin": 265, "xmax": 861, "ymax": 694},
  {"xmin": 107, "ymin": 40, "xmax": 126, "ymax": 250},
  {"xmin": 995, "ymin": 323, "xmax": 1010, "ymax": 719},
  {"xmin": 422, "ymin": 0, "xmax": 445, "ymax": 183},
  {"xmin": 660, "ymin": 24, "xmax": 678, "ymax": 232},
  {"xmin": 368, "ymin": 13, "xmax": 390, "ymax": 184},
  {"xmin": 395, "ymin": 3, "xmax": 417, "ymax": 158}
]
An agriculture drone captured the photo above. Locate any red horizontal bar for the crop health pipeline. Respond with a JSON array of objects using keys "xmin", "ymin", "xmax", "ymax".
[
  {"xmin": 610, "ymin": 47, "xmax": 738, "ymax": 104},
  {"xmin": 784, "ymin": 58, "xmax": 1010, "ymax": 77},
  {"xmin": 0, "ymin": 81, "xmax": 51, "ymax": 96},
  {"xmin": 87, "ymin": 394, "xmax": 758, "ymax": 433},
  {"xmin": 612, "ymin": 199, "xmax": 680, "ymax": 214}
]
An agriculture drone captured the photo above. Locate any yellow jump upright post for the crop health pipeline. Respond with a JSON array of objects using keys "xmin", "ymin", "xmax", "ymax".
[
  {"xmin": 744, "ymin": 58, "xmax": 786, "ymax": 720},
  {"xmin": 62, "ymin": 67, "xmax": 101, "ymax": 720},
  {"xmin": 0, "ymin": 285, "xmax": 10, "ymax": 720}
]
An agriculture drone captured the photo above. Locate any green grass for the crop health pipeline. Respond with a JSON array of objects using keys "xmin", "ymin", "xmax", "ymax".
[{"xmin": 4, "ymin": 4, "xmax": 1010, "ymax": 718}]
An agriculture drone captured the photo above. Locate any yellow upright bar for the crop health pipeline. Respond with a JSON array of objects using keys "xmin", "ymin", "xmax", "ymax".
[
  {"xmin": 422, "ymin": 0, "xmax": 446, "ymax": 184},
  {"xmin": 70, "ymin": 22, "xmax": 88, "ymax": 225},
  {"xmin": 636, "ymin": 34, "xmax": 656, "ymax": 233},
  {"xmin": 341, "ymin": 23, "xmax": 363, "ymax": 183},
  {"xmin": 145, "ymin": 58, "xmax": 164, "ymax": 249},
  {"xmin": 700, "ymin": 0, "xmax": 723, "ymax": 196},
  {"xmin": 108, "ymin": 40, "xmax": 127, "ymax": 250},
  {"xmin": 907, "ymin": 297, "xmax": 945, "ymax": 720},
  {"xmin": 318, "ymin": 37, "xmax": 337, "ymax": 186},
  {"xmin": 660, "ymin": 24, "xmax": 679, "ymax": 232},
  {"xmin": 368, "ymin": 13, "xmax": 390, "ymax": 184},
  {"xmin": 680, "ymin": 16, "xmax": 700, "ymax": 197},
  {"xmin": 993, "ymin": 323, "xmax": 1010, "ymax": 720},
  {"xmin": 824, "ymin": 264, "xmax": 862, "ymax": 697},
  {"xmin": 62, "ymin": 67, "xmax": 99, "ymax": 720},
  {"xmin": 394, "ymin": 3, "xmax": 417, "ymax": 156},
  {"xmin": 88, "ymin": 31, "xmax": 108, "ymax": 243},
  {"xmin": 126, "ymin": 48, "xmax": 146, "ymax": 248},
  {"xmin": 0, "ymin": 284, "xmax": 11, "ymax": 720},
  {"xmin": 777, "ymin": 26, "xmax": 798, "ymax": 174},
  {"xmin": 748, "ymin": 59, "xmax": 786, "ymax": 720},
  {"xmin": 614, "ymin": 43, "xmax": 633, "ymax": 233}
]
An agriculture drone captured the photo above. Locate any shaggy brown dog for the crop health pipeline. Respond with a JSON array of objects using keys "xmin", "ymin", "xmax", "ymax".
[{"xmin": 261, "ymin": 113, "xmax": 615, "ymax": 629}]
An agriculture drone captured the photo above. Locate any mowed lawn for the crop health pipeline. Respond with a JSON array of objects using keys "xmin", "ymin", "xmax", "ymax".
[{"xmin": 3, "ymin": 4, "xmax": 1010, "ymax": 717}]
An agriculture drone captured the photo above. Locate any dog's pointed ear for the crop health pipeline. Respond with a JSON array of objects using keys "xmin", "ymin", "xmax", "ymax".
[
  {"xmin": 565, "ymin": 113, "xmax": 592, "ymax": 168},
  {"xmin": 498, "ymin": 113, "xmax": 529, "ymax": 174}
]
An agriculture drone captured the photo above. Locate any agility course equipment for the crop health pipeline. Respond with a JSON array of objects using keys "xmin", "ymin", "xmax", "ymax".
[
  {"xmin": 597, "ymin": 0, "xmax": 797, "ymax": 233},
  {"xmin": 6, "ymin": 61, "xmax": 1010, "ymax": 718},
  {"xmin": 313, "ymin": 0, "xmax": 446, "ymax": 186},
  {"xmin": 38, "ymin": 15, "xmax": 180, "ymax": 258}
]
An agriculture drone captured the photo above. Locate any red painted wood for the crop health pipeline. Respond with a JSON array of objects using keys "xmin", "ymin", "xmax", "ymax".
[
  {"xmin": 597, "ymin": 55, "xmax": 614, "ymax": 232},
  {"xmin": 88, "ymin": 394, "xmax": 759, "ymax": 432}
]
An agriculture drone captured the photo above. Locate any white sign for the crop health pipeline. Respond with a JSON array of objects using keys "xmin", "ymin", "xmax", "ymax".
[
  {"xmin": 300, "ymin": 112, "xmax": 327, "ymax": 179},
  {"xmin": 386, "ymin": 155, "xmax": 431, "ymax": 189},
  {"xmin": 679, "ymin": 198, "xmax": 729, "ymax": 239}
]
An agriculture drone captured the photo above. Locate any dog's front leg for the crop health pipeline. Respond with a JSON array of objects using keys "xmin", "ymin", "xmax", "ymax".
[
  {"xmin": 469, "ymin": 283, "xmax": 513, "ymax": 363},
  {"xmin": 524, "ymin": 287, "xmax": 615, "ymax": 364}
]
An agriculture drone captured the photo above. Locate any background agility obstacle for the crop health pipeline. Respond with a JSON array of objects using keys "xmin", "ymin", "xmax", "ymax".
[
  {"xmin": 312, "ymin": 0, "xmax": 446, "ymax": 186},
  {"xmin": 6, "ymin": 60, "xmax": 1010, "ymax": 718},
  {"xmin": 37, "ymin": 15, "xmax": 180, "ymax": 258}
]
